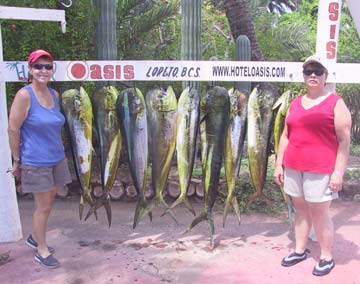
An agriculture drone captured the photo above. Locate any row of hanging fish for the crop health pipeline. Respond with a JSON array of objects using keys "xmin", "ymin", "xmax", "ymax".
[{"xmin": 60, "ymin": 83, "xmax": 292, "ymax": 247}]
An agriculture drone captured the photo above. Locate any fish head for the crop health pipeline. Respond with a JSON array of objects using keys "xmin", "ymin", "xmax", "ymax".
[
  {"xmin": 202, "ymin": 86, "xmax": 229, "ymax": 113},
  {"xmin": 103, "ymin": 86, "xmax": 118, "ymax": 111},
  {"xmin": 73, "ymin": 93, "xmax": 82, "ymax": 114},
  {"xmin": 155, "ymin": 86, "xmax": 177, "ymax": 112}
]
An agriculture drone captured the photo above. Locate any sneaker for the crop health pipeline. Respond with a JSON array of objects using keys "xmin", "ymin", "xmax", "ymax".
[
  {"xmin": 312, "ymin": 259, "xmax": 335, "ymax": 276},
  {"xmin": 34, "ymin": 252, "xmax": 60, "ymax": 269},
  {"xmin": 281, "ymin": 249, "xmax": 309, "ymax": 267},
  {"xmin": 26, "ymin": 235, "xmax": 55, "ymax": 254}
]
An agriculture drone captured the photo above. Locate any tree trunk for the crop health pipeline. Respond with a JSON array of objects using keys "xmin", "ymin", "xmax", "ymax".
[{"xmin": 223, "ymin": 0, "xmax": 264, "ymax": 61}]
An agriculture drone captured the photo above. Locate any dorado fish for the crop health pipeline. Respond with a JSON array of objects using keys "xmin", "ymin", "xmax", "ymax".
[
  {"xmin": 223, "ymin": 87, "xmax": 248, "ymax": 227},
  {"xmin": 272, "ymin": 90, "xmax": 293, "ymax": 156},
  {"xmin": 187, "ymin": 86, "xmax": 229, "ymax": 248},
  {"xmin": 61, "ymin": 87, "xmax": 94, "ymax": 220},
  {"xmin": 247, "ymin": 83, "xmax": 278, "ymax": 206},
  {"xmin": 145, "ymin": 86, "xmax": 178, "ymax": 222},
  {"xmin": 85, "ymin": 86, "xmax": 122, "ymax": 226},
  {"xmin": 272, "ymin": 90, "xmax": 294, "ymax": 224},
  {"xmin": 116, "ymin": 87, "xmax": 150, "ymax": 229},
  {"xmin": 168, "ymin": 86, "xmax": 199, "ymax": 216}
]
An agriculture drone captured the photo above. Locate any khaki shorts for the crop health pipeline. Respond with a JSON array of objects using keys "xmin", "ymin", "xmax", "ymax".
[
  {"xmin": 21, "ymin": 158, "xmax": 72, "ymax": 193},
  {"xmin": 284, "ymin": 167, "xmax": 338, "ymax": 202}
]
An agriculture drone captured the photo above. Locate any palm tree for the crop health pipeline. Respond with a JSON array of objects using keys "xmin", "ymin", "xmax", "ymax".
[
  {"xmin": 117, "ymin": 0, "xmax": 180, "ymax": 59},
  {"xmin": 223, "ymin": 0, "xmax": 265, "ymax": 61}
]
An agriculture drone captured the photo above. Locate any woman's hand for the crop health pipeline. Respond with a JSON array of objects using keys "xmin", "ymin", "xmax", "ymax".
[
  {"xmin": 329, "ymin": 171, "xmax": 343, "ymax": 192},
  {"xmin": 274, "ymin": 165, "xmax": 284, "ymax": 186},
  {"xmin": 11, "ymin": 161, "xmax": 21, "ymax": 179}
]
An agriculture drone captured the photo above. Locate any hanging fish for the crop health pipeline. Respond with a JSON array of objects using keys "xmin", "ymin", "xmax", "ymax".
[
  {"xmin": 223, "ymin": 87, "xmax": 248, "ymax": 227},
  {"xmin": 247, "ymin": 83, "xmax": 278, "ymax": 206},
  {"xmin": 145, "ymin": 86, "xmax": 178, "ymax": 222},
  {"xmin": 85, "ymin": 86, "xmax": 122, "ymax": 226},
  {"xmin": 168, "ymin": 86, "xmax": 200, "ymax": 215},
  {"xmin": 116, "ymin": 87, "xmax": 150, "ymax": 229},
  {"xmin": 187, "ymin": 85, "xmax": 230, "ymax": 248},
  {"xmin": 272, "ymin": 89, "xmax": 295, "ymax": 225},
  {"xmin": 61, "ymin": 87, "xmax": 94, "ymax": 220}
]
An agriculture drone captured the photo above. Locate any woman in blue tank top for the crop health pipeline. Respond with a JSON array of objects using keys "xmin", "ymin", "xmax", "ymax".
[{"xmin": 8, "ymin": 49, "xmax": 72, "ymax": 269}]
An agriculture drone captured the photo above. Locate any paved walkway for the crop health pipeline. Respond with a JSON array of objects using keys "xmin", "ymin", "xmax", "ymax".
[{"xmin": 1, "ymin": 198, "xmax": 359, "ymax": 284}]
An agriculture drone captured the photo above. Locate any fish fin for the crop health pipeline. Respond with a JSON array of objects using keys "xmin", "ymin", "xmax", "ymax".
[
  {"xmin": 184, "ymin": 211, "xmax": 207, "ymax": 234},
  {"xmin": 133, "ymin": 198, "xmax": 149, "ymax": 229},
  {"xmin": 163, "ymin": 195, "xmax": 196, "ymax": 216},
  {"xmin": 223, "ymin": 190, "xmax": 241, "ymax": 227}
]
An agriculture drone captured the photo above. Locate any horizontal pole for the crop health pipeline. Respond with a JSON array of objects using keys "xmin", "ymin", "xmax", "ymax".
[
  {"xmin": 0, "ymin": 6, "xmax": 65, "ymax": 22},
  {"xmin": 0, "ymin": 60, "xmax": 360, "ymax": 83}
]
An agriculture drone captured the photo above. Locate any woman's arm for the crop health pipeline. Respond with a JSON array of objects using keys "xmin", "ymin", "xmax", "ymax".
[
  {"xmin": 330, "ymin": 98, "xmax": 352, "ymax": 192},
  {"xmin": 8, "ymin": 88, "xmax": 30, "ymax": 178},
  {"xmin": 274, "ymin": 120, "xmax": 289, "ymax": 186}
]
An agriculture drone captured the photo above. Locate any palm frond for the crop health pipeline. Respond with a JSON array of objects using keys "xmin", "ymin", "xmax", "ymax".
[{"xmin": 272, "ymin": 22, "xmax": 311, "ymax": 56}]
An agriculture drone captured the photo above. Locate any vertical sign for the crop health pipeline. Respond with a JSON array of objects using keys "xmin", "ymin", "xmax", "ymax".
[
  {"xmin": 316, "ymin": 0, "xmax": 342, "ymax": 91},
  {"xmin": 316, "ymin": 0, "xmax": 342, "ymax": 63}
]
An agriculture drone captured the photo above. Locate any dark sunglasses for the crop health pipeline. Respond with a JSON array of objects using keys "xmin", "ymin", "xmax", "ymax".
[
  {"xmin": 303, "ymin": 69, "xmax": 324, "ymax": 76},
  {"xmin": 32, "ymin": 63, "xmax": 53, "ymax": 70}
]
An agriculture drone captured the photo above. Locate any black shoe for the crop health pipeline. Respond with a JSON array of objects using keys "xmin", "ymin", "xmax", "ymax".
[
  {"xmin": 34, "ymin": 252, "xmax": 60, "ymax": 269},
  {"xmin": 26, "ymin": 234, "xmax": 55, "ymax": 254},
  {"xmin": 281, "ymin": 249, "xmax": 309, "ymax": 267},
  {"xmin": 312, "ymin": 259, "xmax": 335, "ymax": 276}
]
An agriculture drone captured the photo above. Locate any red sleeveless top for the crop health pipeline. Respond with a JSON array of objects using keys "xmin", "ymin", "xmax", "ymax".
[{"xmin": 283, "ymin": 93, "xmax": 341, "ymax": 173}]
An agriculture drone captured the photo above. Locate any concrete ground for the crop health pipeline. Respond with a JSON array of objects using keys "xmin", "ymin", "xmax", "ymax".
[{"xmin": 0, "ymin": 197, "xmax": 359, "ymax": 284}]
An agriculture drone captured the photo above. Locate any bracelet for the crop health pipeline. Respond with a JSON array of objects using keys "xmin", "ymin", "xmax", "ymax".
[
  {"xmin": 333, "ymin": 169, "xmax": 344, "ymax": 177},
  {"xmin": 13, "ymin": 158, "xmax": 21, "ymax": 163}
]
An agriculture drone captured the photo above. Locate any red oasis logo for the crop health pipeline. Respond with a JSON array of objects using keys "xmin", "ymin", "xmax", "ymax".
[
  {"xmin": 327, "ymin": 2, "xmax": 340, "ymax": 59},
  {"xmin": 67, "ymin": 61, "xmax": 135, "ymax": 81}
]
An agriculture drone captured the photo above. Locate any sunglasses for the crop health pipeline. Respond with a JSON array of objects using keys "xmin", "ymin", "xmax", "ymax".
[
  {"xmin": 32, "ymin": 63, "xmax": 53, "ymax": 70},
  {"xmin": 303, "ymin": 69, "xmax": 324, "ymax": 76}
]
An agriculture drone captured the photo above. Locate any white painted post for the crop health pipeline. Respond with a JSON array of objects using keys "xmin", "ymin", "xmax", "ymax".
[
  {"xmin": 0, "ymin": 23, "xmax": 22, "ymax": 243},
  {"xmin": 0, "ymin": 6, "xmax": 65, "ymax": 243},
  {"xmin": 316, "ymin": 0, "xmax": 343, "ymax": 93}
]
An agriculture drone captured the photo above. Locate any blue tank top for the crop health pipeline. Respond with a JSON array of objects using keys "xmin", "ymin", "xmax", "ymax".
[{"xmin": 20, "ymin": 85, "xmax": 66, "ymax": 166}]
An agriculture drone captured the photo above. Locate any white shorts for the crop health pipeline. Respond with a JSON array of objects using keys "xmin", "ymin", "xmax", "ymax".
[{"xmin": 283, "ymin": 167, "xmax": 338, "ymax": 202}]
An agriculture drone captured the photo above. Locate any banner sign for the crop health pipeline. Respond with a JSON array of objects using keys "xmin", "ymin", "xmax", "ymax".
[{"xmin": 1, "ymin": 60, "xmax": 359, "ymax": 83}]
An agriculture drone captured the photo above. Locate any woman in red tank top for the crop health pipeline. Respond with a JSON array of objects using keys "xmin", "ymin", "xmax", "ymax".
[{"xmin": 274, "ymin": 55, "xmax": 351, "ymax": 276}]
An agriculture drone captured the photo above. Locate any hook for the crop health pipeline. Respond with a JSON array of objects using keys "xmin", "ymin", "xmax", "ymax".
[{"xmin": 61, "ymin": 0, "xmax": 72, "ymax": 8}]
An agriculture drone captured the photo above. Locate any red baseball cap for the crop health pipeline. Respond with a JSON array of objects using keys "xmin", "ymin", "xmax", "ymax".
[{"xmin": 28, "ymin": 49, "xmax": 54, "ymax": 64}]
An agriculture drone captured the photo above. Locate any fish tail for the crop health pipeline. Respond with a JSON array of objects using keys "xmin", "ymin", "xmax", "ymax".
[
  {"xmin": 207, "ymin": 210, "xmax": 215, "ymax": 249},
  {"xmin": 136, "ymin": 199, "xmax": 156, "ymax": 226},
  {"xmin": 133, "ymin": 198, "xmax": 150, "ymax": 229},
  {"xmin": 247, "ymin": 192, "xmax": 272, "ymax": 208},
  {"xmin": 84, "ymin": 193, "xmax": 111, "ymax": 225},
  {"xmin": 164, "ymin": 194, "xmax": 196, "ymax": 216},
  {"xmin": 184, "ymin": 211, "xmax": 208, "ymax": 233},
  {"xmin": 158, "ymin": 196, "xmax": 178, "ymax": 224},
  {"xmin": 223, "ymin": 193, "xmax": 241, "ymax": 227},
  {"xmin": 79, "ymin": 196, "xmax": 85, "ymax": 220}
]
